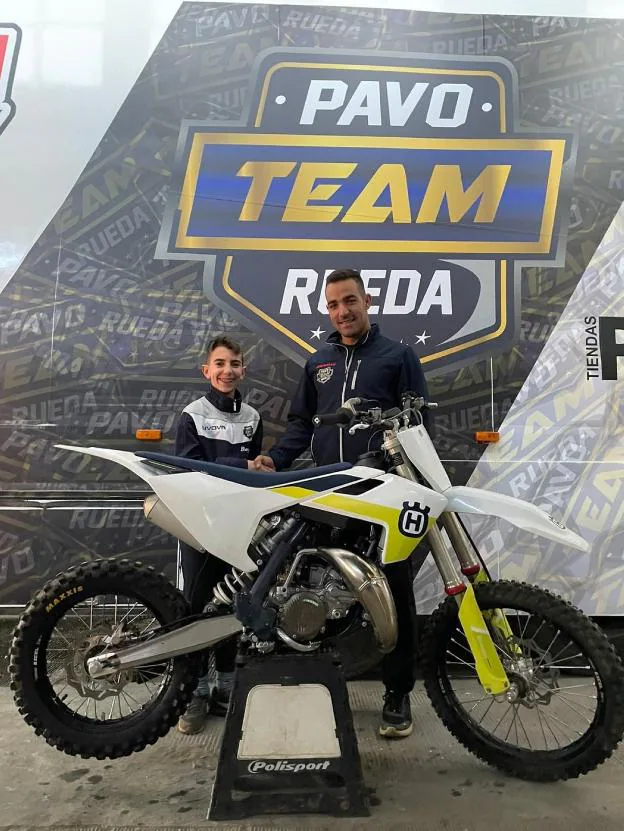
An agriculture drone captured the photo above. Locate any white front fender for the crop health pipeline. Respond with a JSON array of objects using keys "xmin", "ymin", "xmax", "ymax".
[{"xmin": 444, "ymin": 486, "xmax": 589, "ymax": 553}]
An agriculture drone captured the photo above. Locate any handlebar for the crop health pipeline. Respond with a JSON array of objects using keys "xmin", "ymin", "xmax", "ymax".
[{"xmin": 313, "ymin": 395, "xmax": 437, "ymax": 431}]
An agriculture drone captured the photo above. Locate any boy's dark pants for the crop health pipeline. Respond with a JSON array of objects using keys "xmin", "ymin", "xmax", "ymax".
[{"xmin": 179, "ymin": 542, "xmax": 237, "ymax": 673}]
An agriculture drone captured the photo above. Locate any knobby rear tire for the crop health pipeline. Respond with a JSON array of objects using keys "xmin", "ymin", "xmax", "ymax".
[{"xmin": 10, "ymin": 558, "xmax": 201, "ymax": 759}]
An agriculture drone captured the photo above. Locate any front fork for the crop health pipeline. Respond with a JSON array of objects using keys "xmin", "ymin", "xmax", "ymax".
[
  {"xmin": 438, "ymin": 512, "xmax": 517, "ymax": 642},
  {"xmin": 428, "ymin": 514, "xmax": 517, "ymax": 696},
  {"xmin": 384, "ymin": 432, "xmax": 515, "ymax": 695}
]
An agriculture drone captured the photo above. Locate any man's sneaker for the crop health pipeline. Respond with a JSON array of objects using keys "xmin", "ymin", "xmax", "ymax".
[
  {"xmin": 209, "ymin": 686, "xmax": 230, "ymax": 717},
  {"xmin": 379, "ymin": 691, "xmax": 413, "ymax": 738},
  {"xmin": 177, "ymin": 694, "xmax": 209, "ymax": 734}
]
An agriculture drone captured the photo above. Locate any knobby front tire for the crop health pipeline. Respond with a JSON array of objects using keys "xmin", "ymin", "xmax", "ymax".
[{"xmin": 420, "ymin": 580, "xmax": 624, "ymax": 781}]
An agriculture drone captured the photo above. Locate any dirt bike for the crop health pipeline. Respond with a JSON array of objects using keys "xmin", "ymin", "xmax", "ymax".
[{"xmin": 9, "ymin": 394, "xmax": 624, "ymax": 780}]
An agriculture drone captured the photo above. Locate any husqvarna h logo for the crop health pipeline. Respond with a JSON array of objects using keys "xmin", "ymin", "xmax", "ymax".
[
  {"xmin": 0, "ymin": 25, "xmax": 20, "ymax": 137},
  {"xmin": 399, "ymin": 501, "xmax": 430, "ymax": 538},
  {"xmin": 158, "ymin": 47, "xmax": 574, "ymax": 373}
]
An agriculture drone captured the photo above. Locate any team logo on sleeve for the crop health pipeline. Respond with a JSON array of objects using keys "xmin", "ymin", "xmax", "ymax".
[
  {"xmin": 316, "ymin": 364, "xmax": 335, "ymax": 384},
  {"xmin": 243, "ymin": 424, "xmax": 254, "ymax": 438},
  {"xmin": 0, "ymin": 25, "xmax": 21, "ymax": 137},
  {"xmin": 158, "ymin": 47, "xmax": 574, "ymax": 374}
]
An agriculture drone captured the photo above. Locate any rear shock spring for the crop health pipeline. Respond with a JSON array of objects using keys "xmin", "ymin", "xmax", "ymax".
[{"xmin": 212, "ymin": 568, "xmax": 253, "ymax": 607}]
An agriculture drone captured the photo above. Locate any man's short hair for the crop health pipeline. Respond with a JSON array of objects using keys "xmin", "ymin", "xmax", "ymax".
[
  {"xmin": 325, "ymin": 268, "xmax": 365, "ymax": 294},
  {"xmin": 205, "ymin": 335, "xmax": 244, "ymax": 363}
]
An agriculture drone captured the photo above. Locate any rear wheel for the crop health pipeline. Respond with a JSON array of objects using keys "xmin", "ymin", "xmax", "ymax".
[
  {"xmin": 10, "ymin": 558, "xmax": 201, "ymax": 759},
  {"xmin": 420, "ymin": 580, "xmax": 624, "ymax": 781}
]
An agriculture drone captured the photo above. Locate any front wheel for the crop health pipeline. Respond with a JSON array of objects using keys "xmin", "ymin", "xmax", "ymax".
[
  {"xmin": 420, "ymin": 580, "xmax": 624, "ymax": 781},
  {"xmin": 10, "ymin": 558, "xmax": 201, "ymax": 759}
]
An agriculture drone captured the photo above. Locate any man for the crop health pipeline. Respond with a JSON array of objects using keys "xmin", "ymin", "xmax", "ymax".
[{"xmin": 254, "ymin": 268, "xmax": 430, "ymax": 738}]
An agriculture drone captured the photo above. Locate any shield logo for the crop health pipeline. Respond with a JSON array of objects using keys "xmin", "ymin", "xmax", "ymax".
[
  {"xmin": 0, "ymin": 25, "xmax": 20, "ymax": 137},
  {"xmin": 316, "ymin": 366, "xmax": 334, "ymax": 385},
  {"xmin": 398, "ymin": 501, "xmax": 431, "ymax": 538},
  {"xmin": 157, "ymin": 48, "xmax": 574, "ymax": 376},
  {"xmin": 243, "ymin": 424, "xmax": 254, "ymax": 439}
]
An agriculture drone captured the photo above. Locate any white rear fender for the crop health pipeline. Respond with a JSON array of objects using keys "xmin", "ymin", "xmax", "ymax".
[
  {"xmin": 56, "ymin": 445, "xmax": 171, "ymax": 485},
  {"xmin": 444, "ymin": 486, "xmax": 589, "ymax": 553},
  {"xmin": 55, "ymin": 445, "xmax": 295, "ymax": 572},
  {"xmin": 56, "ymin": 445, "xmax": 210, "ymax": 554}
]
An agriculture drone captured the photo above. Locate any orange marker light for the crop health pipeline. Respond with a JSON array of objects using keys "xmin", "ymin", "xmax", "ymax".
[
  {"xmin": 474, "ymin": 431, "xmax": 500, "ymax": 444},
  {"xmin": 136, "ymin": 429, "xmax": 162, "ymax": 441}
]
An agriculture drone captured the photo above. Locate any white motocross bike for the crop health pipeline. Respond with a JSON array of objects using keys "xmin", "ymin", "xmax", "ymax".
[{"xmin": 9, "ymin": 394, "xmax": 624, "ymax": 781}]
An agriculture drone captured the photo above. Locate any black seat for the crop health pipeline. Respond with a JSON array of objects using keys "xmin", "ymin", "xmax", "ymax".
[{"xmin": 136, "ymin": 451, "xmax": 352, "ymax": 488}]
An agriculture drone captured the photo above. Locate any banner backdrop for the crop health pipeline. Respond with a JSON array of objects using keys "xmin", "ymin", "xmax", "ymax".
[{"xmin": 0, "ymin": 4, "xmax": 622, "ymax": 609}]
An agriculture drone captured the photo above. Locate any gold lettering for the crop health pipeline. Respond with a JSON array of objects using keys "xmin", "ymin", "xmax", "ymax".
[
  {"xmin": 342, "ymin": 163, "xmax": 411, "ymax": 223},
  {"xmin": 416, "ymin": 164, "xmax": 511, "ymax": 224},
  {"xmin": 103, "ymin": 163, "xmax": 135, "ymax": 199},
  {"xmin": 283, "ymin": 162, "xmax": 356, "ymax": 222},
  {"xmin": 578, "ymin": 497, "xmax": 611, "ymax": 533},
  {"xmin": 54, "ymin": 198, "xmax": 79, "ymax": 235},
  {"xmin": 237, "ymin": 161, "xmax": 296, "ymax": 221},
  {"xmin": 594, "ymin": 469, "xmax": 624, "ymax": 502},
  {"xmin": 521, "ymin": 411, "xmax": 554, "ymax": 450},
  {"xmin": 553, "ymin": 384, "xmax": 593, "ymax": 420},
  {"xmin": 539, "ymin": 44, "xmax": 565, "ymax": 73},
  {"xmin": 4, "ymin": 355, "xmax": 32, "ymax": 389},
  {"xmin": 565, "ymin": 41, "xmax": 591, "ymax": 68},
  {"xmin": 82, "ymin": 184, "xmax": 109, "ymax": 219}
]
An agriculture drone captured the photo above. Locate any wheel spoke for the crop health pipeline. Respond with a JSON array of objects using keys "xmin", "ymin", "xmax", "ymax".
[
  {"xmin": 446, "ymin": 650, "xmax": 477, "ymax": 670},
  {"xmin": 534, "ymin": 629, "xmax": 562, "ymax": 671},
  {"xmin": 449, "ymin": 636, "xmax": 474, "ymax": 658},
  {"xmin": 534, "ymin": 703, "xmax": 551, "ymax": 749},
  {"xmin": 553, "ymin": 693, "xmax": 593, "ymax": 725},
  {"xmin": 504, "ymin": 704, "xmax": 520, "ymax": 743},
  {"xmin": 474, "ymin": 695, "xmax": 496, "ymax": 724}
]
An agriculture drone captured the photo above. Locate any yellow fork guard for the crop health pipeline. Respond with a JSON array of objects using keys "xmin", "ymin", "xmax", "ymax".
[
  {"xmin": 474, "ymin": 571, "xmax": 524, "ymax": 657},
  {"xmin": 457, "ymin": 583, "xmax": 510, "ymax": 696}
]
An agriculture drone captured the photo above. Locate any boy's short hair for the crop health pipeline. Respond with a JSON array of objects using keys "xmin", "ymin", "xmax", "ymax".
[
  {"xmin": 205, "ymin": 335, "xmax": 244, "ymax": 363},
  {"xmin": 325, "ymin": 268, "xmax": 365, "ymax": 294}
]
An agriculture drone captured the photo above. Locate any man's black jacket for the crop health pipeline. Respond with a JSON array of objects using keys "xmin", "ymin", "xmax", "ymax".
[{"xmin": 268, "ymin": 324, "xmax": 429, "ymax": 470}]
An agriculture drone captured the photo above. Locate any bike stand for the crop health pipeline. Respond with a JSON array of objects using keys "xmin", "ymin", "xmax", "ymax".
[{"xmin": 208, "ymin": 648, "xmax": 369, "ymax": 820}]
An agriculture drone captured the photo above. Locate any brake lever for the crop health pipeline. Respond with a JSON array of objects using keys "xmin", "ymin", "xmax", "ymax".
[{"xmin": 348, "ymin": 422, "xmax": 370, "ymax": 436}]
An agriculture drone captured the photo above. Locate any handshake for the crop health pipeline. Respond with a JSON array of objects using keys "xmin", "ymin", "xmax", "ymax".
[{"xmin": 247, "ymin": 455, "xmax": 277, "ymax": 473}]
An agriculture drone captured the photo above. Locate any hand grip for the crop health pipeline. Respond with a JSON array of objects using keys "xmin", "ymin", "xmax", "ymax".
[{"xmin": 312, "ymin": 408, "xmax": 352, "ymax": 427}]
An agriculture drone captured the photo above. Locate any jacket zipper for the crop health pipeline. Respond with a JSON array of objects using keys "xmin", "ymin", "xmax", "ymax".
[
  {"xmin": 339, "ymin": 345, "xmax": 354, "ymax": 462},
  {"xmin": 338, "ymin": 331, "xmax": 371, "ymax": 461}
]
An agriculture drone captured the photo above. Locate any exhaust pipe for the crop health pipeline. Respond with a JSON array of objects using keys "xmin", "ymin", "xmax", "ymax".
[
  {"xmin": 143, "ymin": 494, "xmax": 206, "ymax": 551},
  {"xmin": 317, "ymin": 547, "xmax": 398, "ymax": 654}
]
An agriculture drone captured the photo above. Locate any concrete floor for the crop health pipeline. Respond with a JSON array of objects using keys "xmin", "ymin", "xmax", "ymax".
[{"xmin": 1, "ymin": 682, "xmax": 624, "ymax": 831}]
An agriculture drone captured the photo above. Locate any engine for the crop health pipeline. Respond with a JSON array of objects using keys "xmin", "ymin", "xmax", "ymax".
[{"xmin": 269, "ymin": 563, "xmax": 356, "ymax": 642}]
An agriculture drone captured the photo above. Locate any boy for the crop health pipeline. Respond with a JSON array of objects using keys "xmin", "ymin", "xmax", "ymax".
[{"xmin": 175, "ymin": 335, "xmax": 268, "ymax": 734}]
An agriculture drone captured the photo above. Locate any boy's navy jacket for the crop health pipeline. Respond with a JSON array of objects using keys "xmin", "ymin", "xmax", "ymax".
[
  {"xmin": 175, "ymin": 385, "xmax": 263, "ymax": 469},
  {"xmin": 269, "ymin": 324, "xmax": 430, "ymax": 471}
]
